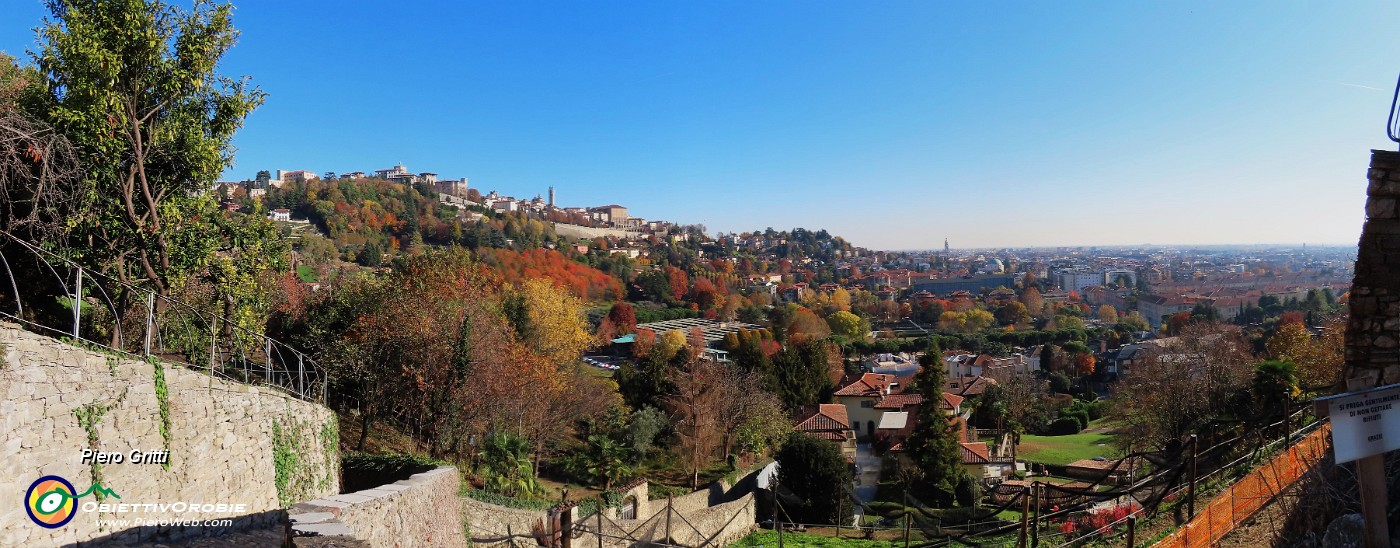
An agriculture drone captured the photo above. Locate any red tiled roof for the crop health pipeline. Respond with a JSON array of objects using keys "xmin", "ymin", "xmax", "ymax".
[
  {"xmin": 834, "ymin": 373, "xmax": 893, "ymax": 397},
  {"xmin": 946, "ymin": 376, "xmax": 996, "ymax": 397},
  {"xmin": 874, "ymin": 394, "xmax": 924, "ymax": 410},
  {"xmin": 942, "ymin": 393, "xmax": 965, "ymax": 410},
  {"xmin": 960, "ymin": 442, "xmax": 991, "ymax": 465},
  {"xmin": 794, "ymin": 404, "xmax": 852, "ymax": 442}
]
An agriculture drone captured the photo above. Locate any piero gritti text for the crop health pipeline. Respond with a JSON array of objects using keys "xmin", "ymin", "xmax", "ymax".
[{"xmin": 80, "ymin": 448, "xmax": 170, "ymax": 465}]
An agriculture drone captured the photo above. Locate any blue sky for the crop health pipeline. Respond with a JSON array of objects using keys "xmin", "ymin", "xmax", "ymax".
[{"xmin": 4, "ymin": 1, "xmax": 1399, "ymax": 250}]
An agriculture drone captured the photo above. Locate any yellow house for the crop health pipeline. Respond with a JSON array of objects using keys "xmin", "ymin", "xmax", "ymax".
[{"xmin": 833, "ymin": 372, "xmax": 895, "ymax": 441}]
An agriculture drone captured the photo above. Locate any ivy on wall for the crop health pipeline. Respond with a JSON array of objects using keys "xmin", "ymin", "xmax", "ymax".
[
  {"xmin": 72, "ymin": 388, "xmax": 126, "ymax": 503},
  {"xmin": 273, "ymin": 413, "xmax": 340, "ymax": 506},
  {"xmin": 151, "ymin": 358, "xmax": 172, "ymax": 470}
]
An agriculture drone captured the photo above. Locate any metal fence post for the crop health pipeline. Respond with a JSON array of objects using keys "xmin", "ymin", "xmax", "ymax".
[
  {"xmin": 72, "ymin": 267, "xmax": 82, "ymax": 338},
  {"xmin": 264, "ymin": 338, "xmax": 272, "ymax": 384},
  {"xmin": 298, "ymin": 354, "xmax": 306, "ymax": 398},
  {"xmin": 143, "ymin": 292, "xmax": 155, "ymax": 357},
  {"xmin": 209, "ymin": 323, "xmax": 218, "ymax": 373}
]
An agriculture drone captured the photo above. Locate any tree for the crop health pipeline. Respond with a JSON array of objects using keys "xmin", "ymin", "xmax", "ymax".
[
  {"xmin": 1266, "ymin": 319, "xmax": 1343, "ymax": 390},
  {"xmin": 1119, "ymin": 311, "xmax": 1149, "ymax": 332},
  {"xmin": 1054, "ymin": 315, "xmax": 1086, "ymax": 331},
  {"xmin": 655, "ymin": 329, "xmax": 688, "ymax": 361},
  {"xmin": 830, "ymin": 287, "xmax": 852, "ymax": 312},
  {"xmin": 996, "ymin": 301, "xmax": 1030, "ymax": 326},
  {"xmin": 826, "ymin": 310, "xmax": 867, "ymax": 340},
  {"xmin": 939, "ymin": 309, "xmax": 995, "ymax": 333},
  {"xmin": 767, "ymin": 340, "xmax": 837, "ymax": 409},
  {"xmin": 1252, "ymin": 360, "xmax": 1297, "ymax": 414},
  {"xmin": 503, "ymin": 278, "xmax": 594, "ymax": 368},
  {"xmin": 1019, "ymin": 287, "xmax": 1044, "ymax": 315},
  {"xmin": 34, "ymin": 0, "xmax": 265, "ymax": 297},
  {"xmin": 626, "ymin": 406, "xmax": 669, "ymax": 463},
  {"xmin": 0, "ymin": 53, "xmax": 84, "ymax": 243},
  {"xmin": 477, "ymin": 432, "xmax": 546, "ymax": 498},
  {"xmin": 1110, "ymin": 323, "xmax": 1254, "ymax": 451},
  {"xmin": 667, "ymin": 358, "xmax": 725, "ymax": 489},
  {"xmin": 906, "ymin": 337, "xmax": 963, "ymax": 503},
  {"xmin": 1097, "ymin": 305, "xmax": 1118, "ymax": 324},
  {"xmin": 775, "ymin": 432, "xmax": 855, "ymax": 524},
  {"xmin": 787, "ymin": 307, "xmax": 832, "ymax": 343}
]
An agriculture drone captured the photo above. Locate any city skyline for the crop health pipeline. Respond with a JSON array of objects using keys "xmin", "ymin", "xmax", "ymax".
[{"xmin": 3, "ymin": 1, "xmax": 1398, "ymax": 248}]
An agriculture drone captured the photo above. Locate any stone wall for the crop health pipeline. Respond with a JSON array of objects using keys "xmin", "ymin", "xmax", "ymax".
[
  {"xmin": 290, "ymin": 466, "xmax": 466, "ymax": 547},
  {"xmin": 0, "ymin": 323, "xmax": 339, "ymax": 546},
  {"xmin": 1345, "ymin": 149, "xmax": 1400, "ymax": 387},
  {"xmin": 461, "ymin": 492, "xmax": 555, "ymax": 543}
]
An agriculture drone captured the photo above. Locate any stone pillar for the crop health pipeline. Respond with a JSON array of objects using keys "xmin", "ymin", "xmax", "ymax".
[{"xmin": 1343, "ymin": 149, "xmax": 1400, "ymax": 388}]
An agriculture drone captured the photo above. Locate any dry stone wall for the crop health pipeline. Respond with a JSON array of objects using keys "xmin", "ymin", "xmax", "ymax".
[
  {"xmin": 1346, "ymin": 149, "xmax": 1400, "ymax": 387},
  {"xmin": 290, "ymin": 466, "xmax": 466, "ymax": 548},
  {"xmin": 0, "ymin": 323, "xmax": 339, "ymax": 546}
]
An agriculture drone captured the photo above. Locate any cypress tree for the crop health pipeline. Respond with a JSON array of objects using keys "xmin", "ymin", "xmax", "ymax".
[{"xmin": 905, "ymin": 336, "xmax": 965, "ymax": 504}]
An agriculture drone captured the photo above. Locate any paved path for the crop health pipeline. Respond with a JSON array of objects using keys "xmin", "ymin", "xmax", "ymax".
[{"xmin": 853, "ymin": 442, "xmax": 882, "ymax": 504}]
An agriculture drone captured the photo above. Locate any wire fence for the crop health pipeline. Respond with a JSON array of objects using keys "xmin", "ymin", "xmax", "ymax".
[{"xmin": 0, "ymin": 230, "xmax": 325, "ymax": 402}]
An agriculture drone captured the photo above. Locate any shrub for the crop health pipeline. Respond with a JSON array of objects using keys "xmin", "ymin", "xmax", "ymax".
[
  {"xmin": 1059, "ymin": 408, "xmax": 1090, "ymax": 430},
  {"xmin": 1049, "ymin": 417, "xmax": 1083, "ymax": 435}
]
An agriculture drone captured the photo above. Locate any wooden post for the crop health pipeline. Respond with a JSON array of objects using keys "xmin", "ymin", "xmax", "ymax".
[
  {"xmin": 1188, "ymin": 434, "xmax": 1198, "ymax": 519},
  {"xmin": 597, "ymin": 497, "xmax": 604, "ymax": 548},
  {"xmin": 665, "ymin": 497, "xmax": 673, "ymax": 546},
  {"xmin": 1018, "ymin": 485, "xmax": 1030, "ymax": 548},
  {"xmin": 1357, "ymin": 454, "xmax": 1391, "ymax": 548},
  {"xmin": 560, "ymin": 507, "xmax": 573, "ymax": 548},
  {"xmin": 902, "ymin": 513, "xmax": 911, "ymax": 548},
  {"xmin": 1032, "ymin": 482, "xmax": 1041, "ymax": 548},
  {"xmin": 1126, "ymin": 515, "xmax": 1136, "ymax": 548},
  {"xmin": 773, "ymin": 480, "xmax": 783, "ymax": 548}
]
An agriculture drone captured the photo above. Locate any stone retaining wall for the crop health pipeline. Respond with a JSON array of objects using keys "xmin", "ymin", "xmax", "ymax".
[
  {"xmin": 1346, "ymin": 149, "xmax": 1400, "ymax": 387},
  {"xmin": 0, "ymin": 323, "xmax": 339, "ymax": 546},
  {"xmin": 290, "ymin": 466, "xmax": 466, "ymax": 547}
]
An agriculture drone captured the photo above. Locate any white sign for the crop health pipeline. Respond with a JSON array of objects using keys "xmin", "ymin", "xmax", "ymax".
[{"xmin": 1323, "ymin": 383, "xmax": 1400, "ymax": 464}]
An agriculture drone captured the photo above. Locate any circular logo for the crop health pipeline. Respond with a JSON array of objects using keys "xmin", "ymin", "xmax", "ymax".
[{"xmin": 25, "ymin": 476, "xmax": 77, "ymax": 528}]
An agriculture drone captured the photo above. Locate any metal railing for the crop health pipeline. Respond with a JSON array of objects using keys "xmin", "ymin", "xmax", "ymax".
[{"xmin": 0, "ymin": 230, "xmax": 325, "ymax": 402}]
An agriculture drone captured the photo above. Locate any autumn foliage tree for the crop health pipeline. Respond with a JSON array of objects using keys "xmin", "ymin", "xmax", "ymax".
[{"xmin": 1266, "ymin": 318, "xmax": 1344, "ymax": 390}]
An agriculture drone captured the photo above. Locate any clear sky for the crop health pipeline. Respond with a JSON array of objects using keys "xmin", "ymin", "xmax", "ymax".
[{"xmin": 4, "ymin": 1, "xmax": 1399, "ymax": 250}]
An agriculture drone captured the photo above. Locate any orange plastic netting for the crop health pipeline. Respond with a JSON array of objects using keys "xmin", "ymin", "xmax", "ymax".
[{"xmin": 1151, "ymin": 423, "xmax": 1330, "ymax": 548}]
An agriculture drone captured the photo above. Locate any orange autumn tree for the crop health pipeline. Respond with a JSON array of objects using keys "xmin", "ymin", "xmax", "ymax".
[
  {"xmin": 478, "ymin": 248, "xmax": 624, "ymax": 301},
  {"xmin": 323, "ymin": 250, "xmax": 611, "ymax": 464}
]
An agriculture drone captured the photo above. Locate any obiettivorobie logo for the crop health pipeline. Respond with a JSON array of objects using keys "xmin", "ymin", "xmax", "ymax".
[
  {"xmin": 24, "ymin": 474, "xmax": 249, "ymax": 529},
  {"xmin": 24, "ymin": 475, "xmax": 120, "ymax": 529}
]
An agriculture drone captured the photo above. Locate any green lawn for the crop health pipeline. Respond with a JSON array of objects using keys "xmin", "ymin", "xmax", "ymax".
[
  {"xmin": 1017, "ymin": 430, "xmax": 1117, "ymax": 466},
  {"xmin": 296, "ymin": 264, "xmax": 318, "ymax": 282},
  {"xmin": 731, "ymin": 531, "xmax": 903, "ymax": 548}
]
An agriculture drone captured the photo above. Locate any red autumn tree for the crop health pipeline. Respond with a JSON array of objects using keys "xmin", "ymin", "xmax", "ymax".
[{"xmin": 606, "ymin": 301, "xmax": 637, "ymax": 335}]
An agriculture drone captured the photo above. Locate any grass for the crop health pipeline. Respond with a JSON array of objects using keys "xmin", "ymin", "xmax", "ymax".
[
  {"xmin": 1018, "ymin": 423, "xmax": 1118, "ymax": 466},
  {"xmin": 296, "ymin": 264, "xmax": 319, "ymax": 282},
  {"xmin": 731, "ymin": 530, "xmax": 907, "ymax": 547}
]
